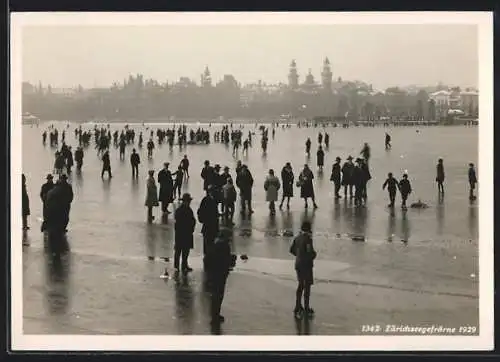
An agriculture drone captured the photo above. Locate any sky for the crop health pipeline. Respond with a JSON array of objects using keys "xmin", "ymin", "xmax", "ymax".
[{"xmin": 21, "ymin": 24, "xmax": 478, "ymax": 90}]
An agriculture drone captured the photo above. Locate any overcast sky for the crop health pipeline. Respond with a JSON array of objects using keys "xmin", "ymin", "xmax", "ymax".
[{"xmin": 21, "ymin": 24, "xmax": 478, "ymax": 90}]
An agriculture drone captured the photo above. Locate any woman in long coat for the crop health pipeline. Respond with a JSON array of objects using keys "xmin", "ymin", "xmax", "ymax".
[
  {"xmin": 22, "ymin": 174, "xmax": 30, "ymax": 230},
  {"xmin": 264, "ymin": 169, "xmax": 281, "ymax": 215},
  {"xmin": 298, "ymin": 164, "xmax": 318, "ymax": 209},
  {"xmin": 145, "ymin": 170, "xmax": 159, "ymax": 223},
  {"xmin": 279, "ymin": 162, "xmax": 294, "ymax": 210},
  {"xmin": 316, "ymin": 146, "xmax": 325, "ymax": 171}
]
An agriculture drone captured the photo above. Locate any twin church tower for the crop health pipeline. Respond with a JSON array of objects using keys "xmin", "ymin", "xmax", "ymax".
[
  {"xmin": 199, "ymin": 58, "xmax": 334, "ymax": 91},
  {"xmin": 288, "ymin": 57, "xmax": 333, "ymax": 91}
]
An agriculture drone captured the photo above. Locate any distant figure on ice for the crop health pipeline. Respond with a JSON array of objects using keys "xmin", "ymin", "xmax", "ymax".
[
  {"xmin": 382, "ymin": 172, "xmax": 400, "ymax": 208},
  {"xmin": 65, "ymin": 146, "xmax": 74, "ymax": 174},
  {"xmin": 385, "ymin": 132, "xmax": 391, "ymax": 150},
  {"xmin": 298, "ymin": 164, "xmax": 318, "ymax": 209},
  {"xmin": 290, "ymin": 220, "xmax": 317, "ymax": 319},
  {"xmin": 305, "ymin": 138, "xmax": 311, "ymax": 156},
  {"xmin": 316, "ymin": 145, "xmax": 325, "ymax": 171},
  {"xmin": 174, "ymin": 193, "xmax": 196, "ymax": 273},
  {"xmin": 147, "ymin": 138, "xmax": 155, "ymax": 159},
  {"xmin": 74, "ymin": 147, "xmax": 84, "ymax": 171},
  {"xmin": 119, "ymin": 137, "xmax": 126, "ymax": 160},
  {"xmin": 436, "ymin": 158, "xmax": 445, "ymax": 194},
  {"xmin": 261, "ymin": 135, "xmax": 268, "ymax": 153},
  {"xmin": 145, "ymin": 170, "xmax": 159, "ymax": 223},
  {"xmin": 279, "ymin": 162, "xmax": 294, "ymax": 210},
  {"xmin": 180, "ymin": 155, "xmax": 190, "ymax": 179},
  {"xmin": 330, "ymin": 156, "xmax": 342, "ymax": 199},
  {"xmin": 222, "ymin": 177, "xmax": 237, "ymax": 225},
  {"xmin": 101, "ymin": 150, "xmax": 112, "ymax": 179},
  {"xmin": 22, "ymin": 174, "xmax": 30, "ymax": 230},
  {"xmin": 324, "ymin": 133, "xmax": 330, "ymax": 148},
  {"xmin": 468, "ymin": 163, "xmax": 477, "ymax": 200},
  {"xmin": 317, "ymin": 132, "xmax": 323, "ymax": 145},
  {"xmin": 53, "ymin": 151, "xmax": 65, "ymax": 175},
  {"xmin": 172, "ymin": 165, "xmax": 184, "ymax": 200},
  {"xmin": 138, "ymin": 132, "xmax": 143, "ymax": 148},
  {"xmin": 360, "ymin": 143, "xmax": 371, "ymax": 166},
  {"xmin": 130, "ymin": 148, "xmax": 140, "ymax": 178},
  {"xmin": 399, "ymin": 173, "xmax": 412, "ymax": 209},
  {"xmin": 264, "ymin": 169, "xmax": 280, "ymax": 215}
]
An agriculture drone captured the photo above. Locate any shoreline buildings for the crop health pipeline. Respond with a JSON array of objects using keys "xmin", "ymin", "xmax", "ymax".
[{"xmin": 22, "ymin": 59, "xmax": 478, "ymax": 121}]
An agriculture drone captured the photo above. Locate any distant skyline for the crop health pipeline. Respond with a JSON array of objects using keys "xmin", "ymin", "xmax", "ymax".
[{"xmin": 21, "ymin": 24, "xmax": 478, "ymax": 90}]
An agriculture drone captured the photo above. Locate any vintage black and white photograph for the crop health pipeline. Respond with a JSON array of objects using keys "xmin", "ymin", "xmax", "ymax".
[{"xmin": 10, "ymin": 12, "xmax": 493, "ymax": 351}]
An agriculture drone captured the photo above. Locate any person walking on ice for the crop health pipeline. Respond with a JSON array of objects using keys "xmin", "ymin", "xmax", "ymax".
[
  {"xmin": 398, "ymin": 173, "xmax": 412, "ymax": 209},
  {"xmin": 290, "ymin": 220, "xmax": 317, "ymax": 319}
]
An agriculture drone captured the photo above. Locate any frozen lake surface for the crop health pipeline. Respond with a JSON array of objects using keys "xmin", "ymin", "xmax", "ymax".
[{"xmin": 21, "ymin": 122, "xmax": 479, "ymax": 335}]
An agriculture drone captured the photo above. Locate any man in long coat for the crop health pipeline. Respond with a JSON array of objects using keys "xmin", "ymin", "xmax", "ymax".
[
  {"xmin": 45, "ymin": 176, "xmax": 72, "ymax": 254},
  {"xmin": 158, "ymin": 162, "xmax": 174, "ymax": 214},
  {"xmin": 236, "ymin": 165, "xmax": 254, "ymax": 215},
  {"xmin": 174, "ymin": 193, "xmax": 196, "ymax": 273},
  {"xmin": 39, "ymin": 174, "xmax": 55, "ymax": 231},
  {"xmin": 341, "ymin": 156, "xmax": 354, "ymax": 198},
  {"xmin": 57, "ymin": 174, "xmax": 74, "ymax": 231},
  {"xmin": 197, "ymin": 185, "xmax": 220, "ymax": 266},
  {"xmin": 201, "ymin": 160, "xmax": 215, "ymax": 192}
]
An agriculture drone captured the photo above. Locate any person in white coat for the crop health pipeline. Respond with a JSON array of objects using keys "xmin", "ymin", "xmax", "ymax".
[{"xmin": 264, "ymin": 169, "xmax": 281, "ymax": 215}]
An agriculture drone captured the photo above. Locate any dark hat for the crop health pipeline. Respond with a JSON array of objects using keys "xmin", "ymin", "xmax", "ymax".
[
  {"xmin": 46, "ymin": 174, "xmax": 54, "ymax": 180},
  {"xmin": 218, "ymin": 227, "xmax": 232, "ymax": 238},
  {"xmin": 181, "ymin": 193, "xmax": 193, "ymax": 202},
  {"xmin": 347, "ymin": 155, "xmax": 353, "ymax": 160},
  {"xmin": 164, "ymin": 162, "xmax": 169, "ymax": 167},
  {"xmin": 301, "ymin": 221, "xmax": 312, "ymax": 233},
  {"xmin": 336, "ymin": 156, "xmax": 341, "ymax": 161},
  {"xmin": 214, "ymin": 164, "xmax": 221, "ymax": 169},
  {"xmin": 60, "ymin": 174, "xmax": 68, "ymax": 180},
  {"xmin": 223, "ymin": 166, "xmax": 229, "ymax": 171}
]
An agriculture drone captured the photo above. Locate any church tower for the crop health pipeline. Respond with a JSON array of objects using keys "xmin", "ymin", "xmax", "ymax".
[
  {"xmin": 288, "ymin": 60, "xmax": 299, "ymax": 89},
  {"xmin": 304, "ymin": 68, "xmax": 315, "ymax": 86},
  {"xmin": 321, "ymin": 57, "xmax": 333, "ymax": 91},
  {"xmin": 201, "ymin": 66, "xmax": 212, "ymax": 87}
]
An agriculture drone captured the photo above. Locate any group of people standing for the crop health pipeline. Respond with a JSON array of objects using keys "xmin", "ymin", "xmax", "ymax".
[{"xmin": 22, "ymin": 172, "xmax": 74, "ymax": 254}]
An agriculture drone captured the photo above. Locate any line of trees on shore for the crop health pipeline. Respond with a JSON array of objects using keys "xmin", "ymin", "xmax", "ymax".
[{"xmin": 22, "ymin": 75, "xmax": 472, "ymax": 121}]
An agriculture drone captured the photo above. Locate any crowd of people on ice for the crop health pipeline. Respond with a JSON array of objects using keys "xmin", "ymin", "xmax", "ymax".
[{"xmin": 22, "ymin": 121, "xmax": 478, "ymax": 323}]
